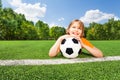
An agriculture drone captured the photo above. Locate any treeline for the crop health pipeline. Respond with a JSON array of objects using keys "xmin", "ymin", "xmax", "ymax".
[
  {"xmin": 0, "ymin": 7, "xmax": 66, "ymax": 40},
  {"xmin": 0, "ymin": 1, "xmax": 120, "ymax": 40},
  {"xmin": 86, "ymin": 18, "xmax": 120, "ymax": 40}
]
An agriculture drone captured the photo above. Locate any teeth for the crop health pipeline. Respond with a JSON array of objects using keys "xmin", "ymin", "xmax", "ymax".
[
  {"xmin": 74, "ymin": 32, "xmax": 78, "ymax": 35},
  {"xmin": 72, "ymin": 32, "xmax": 78, "ymax": 35}
]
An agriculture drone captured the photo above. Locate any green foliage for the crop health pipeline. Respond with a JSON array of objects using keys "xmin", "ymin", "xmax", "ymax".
[
  {"xmin": 35, "ymin": 20, "xmax": 49, "ymax": 40},
  {"xmin": 0, "ymin": 2, "xmax": 120, "ymax": 40},
  {"xmin": 20, "ymin": 21, "xmax": 39, "ymax": 40},
  {"xmin": 86, "ymin": 18, "xmax": 120, "ymax": 40},
  {"xmin": 49, "ymin": 26, "xmax": 66, "ymax": 39},
  {"xmin": 0, "ymin": 8, "xmax": 37, "ymax": 40}
]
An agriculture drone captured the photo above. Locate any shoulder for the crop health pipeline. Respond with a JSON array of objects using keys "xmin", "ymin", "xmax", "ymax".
[
  {"xmin": 81, "ymin": 37, "xmax": 94, "ymax": 48},
  {"xmin": 81, "ymin": 37, "xmax": 89, "ymax": 42}
]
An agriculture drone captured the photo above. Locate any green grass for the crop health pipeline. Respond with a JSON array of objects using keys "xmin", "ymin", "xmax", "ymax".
[
  {"xmin": 0, "ymin": 40, "xmax": 120, "ymax": 59},
  {"xmin": 0, "ymin": 40, "xmax": 120, "ymax": 80},
  {"xmin": 0, "ymin": 61, "xmax": 120, "ymax": 80},
  {"xmin": 0, "ymin": 40, "xmax": 53, "ymax": 59},
  {"xmin": 91, "ymin": 40, "xmax": 120, "ymax": 56}
]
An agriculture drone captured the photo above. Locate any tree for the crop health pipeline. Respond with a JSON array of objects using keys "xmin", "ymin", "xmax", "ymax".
[
  {"xmin": 86, "ymin": 28, "xmax": 95, "ymax": 40},
  {"xmin": 0, "ymin": 7, "xmax": 39, "ymax": 40},
  {"xmin": 86, "ymin": 22, "xmax": 98, "ymax": 40},
  {"xmin": 35, "ymin": 20, "xmax": 49, "ymax": 39},
  {"xmin": 19, "ymin": 21, "xmax": 39, "ymax": 40},
  {"xmin": 49, "ymin": 26, "xmax": 66, "ymax": 40}
]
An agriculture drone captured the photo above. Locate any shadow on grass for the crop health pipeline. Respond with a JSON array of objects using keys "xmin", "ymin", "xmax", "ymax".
[
  {"xmin": 79, "ymin": 52, "xmax": 93, "ymax": 58},
  {"xmin": 55, "ymin": 52, "xmax": 93, "ymax": 59}
]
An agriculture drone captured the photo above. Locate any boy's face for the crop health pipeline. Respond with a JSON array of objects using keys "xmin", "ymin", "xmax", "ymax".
[{"xmin": 68, "ymin": 22, "xmax": 82, "ymax": 37}]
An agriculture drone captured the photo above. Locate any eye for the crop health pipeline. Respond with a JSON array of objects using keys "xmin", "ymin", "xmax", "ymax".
[
  {"xmin": 72, "ymin": 26, "xmax": 76, "ymax": 28},
  {"xmin": 78, "ymin": 27, "xmax": 81, "ymax": 30}
]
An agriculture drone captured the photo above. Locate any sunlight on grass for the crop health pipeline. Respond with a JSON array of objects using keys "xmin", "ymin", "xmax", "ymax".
[
  {"xmin": 0, "ymin": 40, "xmax": 120, "ymax": 59},
  {"xmin": 0, "ymin": 61, "xmax": 120, "ymax": 80}
]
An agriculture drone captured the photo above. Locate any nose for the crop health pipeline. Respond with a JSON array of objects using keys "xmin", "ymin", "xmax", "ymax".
[{"xmin": 74, "ymin": 28, "xmax": 78, "ymax": 31}]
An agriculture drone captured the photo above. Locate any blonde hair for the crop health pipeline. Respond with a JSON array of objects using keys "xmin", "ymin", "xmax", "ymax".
[{"xmin": 66, "ymin": 19, "xmax": 84, "ymax": 37}]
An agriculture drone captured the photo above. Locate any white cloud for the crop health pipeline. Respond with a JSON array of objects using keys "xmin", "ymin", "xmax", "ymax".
[
  {"xmin": 48, "ymin": 22, "xmax": 63, "ymax": 28},
  {"xmin": 49, "ymin": 22, "xmax": 57, "ymax": 28},
  {"xmin": 9, "ymin": 0, "xmax": 22, "ymax": 7},
  {"xmin": 9, "ymin": 0, "xmax": 46, "ymax": 22},
  {"xmin": 80, "ymin": 9, "xmax": 119, "ymax": 25},
  {"xmin": 58, "ymin": 17, "xmax": 64, "ymax": 21}
]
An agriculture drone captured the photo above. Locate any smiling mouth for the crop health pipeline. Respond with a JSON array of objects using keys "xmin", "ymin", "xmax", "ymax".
[{"xmin": 72, "ymin": 32, "xmax": 79, "ymax": 35}]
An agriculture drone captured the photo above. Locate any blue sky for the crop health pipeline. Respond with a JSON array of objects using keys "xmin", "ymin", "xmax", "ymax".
[{"xmin": 2, "ymin": 0, "xmax": 120, "ymax": 27}]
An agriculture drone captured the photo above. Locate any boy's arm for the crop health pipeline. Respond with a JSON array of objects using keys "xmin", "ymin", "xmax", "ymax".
[
  {"xmin": 49, "ymin": 35, "xmax": 70, "ymax": 57},
  {"xmin": 80, "ymin": 38, "xmax": 103, "ymax": 58},
  {"xmin": 49, "ymin": 37, "xmax": 61, "ymax": 57}
]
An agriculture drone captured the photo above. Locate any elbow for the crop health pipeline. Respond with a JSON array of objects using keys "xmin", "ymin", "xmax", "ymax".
[
  {"xmin": 49, "ymin": 54, "xmax": 54, "ymax": 58},
  {"xmin": 95, "ymin": 53, "xmax": 103, "ymax": 58},
  {"xmin": 93, "ymin": 48, "xmax": 103, "ymax": 58},
  {"xmin": 49, "ymin": 52, "xmax": 56, "ymax": 58},
  {"xmin": 49, "ymin": 48, "xmax": 59, "ymax": 58}
]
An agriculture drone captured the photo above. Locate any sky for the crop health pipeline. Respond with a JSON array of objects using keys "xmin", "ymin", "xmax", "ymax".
[{"xmin": 2, "ymin": 0, "xmax": 120, "ymax": 27}]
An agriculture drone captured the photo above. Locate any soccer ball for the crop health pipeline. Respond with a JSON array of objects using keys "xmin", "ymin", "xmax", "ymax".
[{"xmin": 60, "ymin": 37, "xmax": 82, "ymax": 58}]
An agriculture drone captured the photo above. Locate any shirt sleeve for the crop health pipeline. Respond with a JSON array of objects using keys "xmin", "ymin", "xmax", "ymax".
[{"xmin": 81, "ymin": 38, "xmax": 94, "ymax": 48}]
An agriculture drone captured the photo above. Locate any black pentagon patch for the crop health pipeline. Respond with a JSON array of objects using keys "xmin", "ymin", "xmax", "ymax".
[
  {"xmin": 78, "ymin": 49, "xmax": 82, "ymax": 54},
  {"xmin": 61, "ymin": 39, "xmax": 66, "ymax": 44},
  {"xmin": 66, "ymin": 48, "xmax": 73, "ymax": 55},
  {"xmin": 72, "ymin": 38, "xmax": 78, "ymax": 44}
]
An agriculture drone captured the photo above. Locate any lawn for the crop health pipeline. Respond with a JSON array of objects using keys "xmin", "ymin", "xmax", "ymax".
[
  {"xmin": 0, "ymin": 40, "xmax": 120, "ymax": 80},
  {"xmin": 0, "ymin": 61, "xmax": 120, "ymax": 80},
  {"xmin": 0, "ymin": 40, "xmax": 120, "ymax": 59}
]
